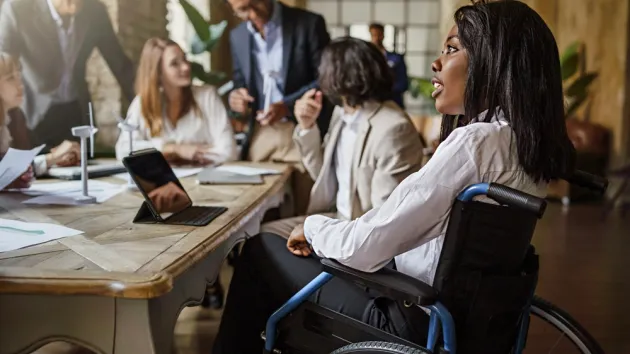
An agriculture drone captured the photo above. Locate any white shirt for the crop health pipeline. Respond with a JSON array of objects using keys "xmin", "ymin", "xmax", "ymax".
[
  {"xmin": 303, "ymin": 110, "xmax": 548, "ymax": 286},
  {"xmin": 115, "ymin": 85, "xmax": 237, "ymax": 163},
  {"xmin": 46, "ymin": 0, "xmax": 78, "ymax": 103},
  {"xmin": 334, "ymin": 110, "xmax": 361, "ymax": 220}
]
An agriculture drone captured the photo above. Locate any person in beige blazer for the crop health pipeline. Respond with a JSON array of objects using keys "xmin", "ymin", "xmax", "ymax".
[{"xmin": 262, "ymin": 37, "xmax": 425, "ymax": 238}]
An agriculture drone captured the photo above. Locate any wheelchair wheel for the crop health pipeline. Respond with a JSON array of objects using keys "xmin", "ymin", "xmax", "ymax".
[
  {"xmin": 330, "ymin": 341, "xmax": 430, "ymax": 354},
  {"xmin": 527, "ymin": 296, "xmax": 604, "ymax": 354}
]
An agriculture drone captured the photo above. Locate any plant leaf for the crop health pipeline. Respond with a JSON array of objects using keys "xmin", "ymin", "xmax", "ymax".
[
  {"xmin": 190, "ymin": 61, "xmax": 227, "ymax": 85},
  {"xmin": 408, "ymin": 77, "xmax": 435, "ymax": 100},
  {"xmin": 560, "ymin": 41, "xmax": 580, "ymax": 81},
  {"xmin": 190, "ymin": 20, "xmax": 228, "ymax": 55},
  {"xmin": 179, "ymin": 0, "xmax": 209, "ymax": 42},
  {"xmin": 565, "ymin": 91, "xmax": 588, "ymax": 118},
  {"xmin": 566, "ymin": 72, "xmax": 597, "ymax": 97}
]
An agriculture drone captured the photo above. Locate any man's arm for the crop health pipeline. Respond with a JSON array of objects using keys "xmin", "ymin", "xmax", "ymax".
[
  {"xmin": 0, "ymin": 0, "xmax": 22, "ymax": 57},
  {"xmin": 95, "ymin": 2, "xmax": 135, "ymax": 102},
  {"xmin": 229, "ymin": 30, "xmax": 246, "ymax": 91},
  {"xmin": 282, "ymin": 14, "xmax": 330, "ymax": 108}
]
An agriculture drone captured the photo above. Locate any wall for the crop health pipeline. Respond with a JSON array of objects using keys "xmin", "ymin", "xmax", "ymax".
[{"xmin": 86, "ymin": 0, "xmax": 168, "ymax": 153}]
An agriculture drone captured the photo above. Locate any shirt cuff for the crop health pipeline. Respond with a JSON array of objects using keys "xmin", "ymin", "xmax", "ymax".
[
  {"xmin": 33, "ymin": 154, "xmax": 48, "ymax": 177},
  {"xmin": 303, "ymin": 214, "xmax": 333, "ymax": 244}
]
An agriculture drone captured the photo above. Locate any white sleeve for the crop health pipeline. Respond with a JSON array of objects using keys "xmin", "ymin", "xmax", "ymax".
[
  {"xmin": 201, "ymin": 86, "xmax": 237, "ymax": 163},
  {"xmin": 115, "ymin": 96, "xmax": 160, "ymax": 160},
  {"xmin": 303, "ymin": 127, "xmax": 482, "ymax": 273},
  {"xmin": 33, "ymin": 154, "xmax": 48, "ymax": 176}
]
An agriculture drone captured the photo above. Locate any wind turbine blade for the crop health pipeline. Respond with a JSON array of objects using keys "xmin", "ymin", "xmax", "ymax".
[{"xmin": 89, "ymin": 102, "xmax": 94, "ymax": 128}]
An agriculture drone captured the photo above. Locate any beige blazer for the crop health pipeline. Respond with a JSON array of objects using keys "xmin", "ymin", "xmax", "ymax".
[{"xmin": 294, "ymin": 100, "xmax": 425, "ymax": 220}]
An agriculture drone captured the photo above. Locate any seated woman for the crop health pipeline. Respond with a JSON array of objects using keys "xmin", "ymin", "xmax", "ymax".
[
  {"xmin": 115, "ymin": 38, "xmax": 236, "ymax": 165},
  {"xmin": 0, "ymin": 51, "xmax": 79, "ymax": 185},
  {"xmin": 212, "ymin": 1, "xmax": 576, "ymax": 352}
]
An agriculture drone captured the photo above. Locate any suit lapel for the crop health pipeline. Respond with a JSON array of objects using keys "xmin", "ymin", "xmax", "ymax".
[
  {"xmin": 34, "ymin": 0, "xmax": 62, "ymax": 57},
  {"xmin": 72, "ymin": 7, "xmax": 90, "ymax": 56},
  {"xmin": 280, "ymin": 5, "xmax": 294, "ymax": 88},
  {"xmin": 349, "ymin": 102, "xmax": 382, "ymax": 217},
  {"xmin": 308, "ymin": 113, "xmax": 343, "ymax": 213}
]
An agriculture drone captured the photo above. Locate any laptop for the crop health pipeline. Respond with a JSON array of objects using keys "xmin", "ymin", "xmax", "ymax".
[
  {"xmin": 122, "ymin": 149, "xmax": 227, "ymax": 226},
  {"xmin": 197, "ymin": 168, "xmax": 263, "ymax": 185},
  {"xmin": 48, "ymin": 161, "xmax": 127, "ymax": 180}
]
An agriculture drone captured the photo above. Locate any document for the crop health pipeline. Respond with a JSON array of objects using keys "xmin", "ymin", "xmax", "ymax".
[
  {"xmin": 0, "ymin": 145, "xmax": 45, "ymax": 190},
  {"xmin": 21, "ymin": 180, "xmax": 125, "ymax": 205},
  {"xmin": 0, "ymin": 218, "xmax": 83, "ymax": 253},
  {"xmin": 215, "ymin": 165, "xmax": 281, "ymax": 176}
]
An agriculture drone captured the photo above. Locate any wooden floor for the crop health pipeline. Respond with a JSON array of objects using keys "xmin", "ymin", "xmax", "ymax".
[{"xmin": 31, "ymin": 202, "xmax": 630, "ymax": 353}]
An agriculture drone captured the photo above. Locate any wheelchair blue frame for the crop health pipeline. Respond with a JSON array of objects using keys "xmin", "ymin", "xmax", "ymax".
[{"xmin": 263, "ymin": 183, "xmax": 525, "ymax": 354}]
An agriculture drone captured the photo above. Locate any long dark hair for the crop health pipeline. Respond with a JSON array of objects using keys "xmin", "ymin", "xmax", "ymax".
[
  {"xmin": 440, "ymin": 0, "xmax": 575, "ymax": 182},
  {"xmin": 318, "ymin": 37, "xmax": 393, "ymax": 107}
]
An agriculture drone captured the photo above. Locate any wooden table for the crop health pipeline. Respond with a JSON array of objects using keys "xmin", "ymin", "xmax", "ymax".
[{"xmin": 0, "ymin": 162, "xmax": 292, "ymax": 354}]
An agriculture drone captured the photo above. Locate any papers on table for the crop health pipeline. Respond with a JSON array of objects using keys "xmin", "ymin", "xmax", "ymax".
[
  {"xmin": 215, "ymin": 165, "xmax": 281, "ymax": 176},
  {"xmin": 20, "ymin": 180, "xmax": 125, "ymax": 205},
  {"xmin": 112, "ymin": 167, "xmax": 203, "ymax": 181},
  {"xmin": 0, "ymin": 218, "xmax": 83, "ymax": 253},
  {"xmin": 0, "ymin": 145, "xmax": 45, "ymax": 190}
]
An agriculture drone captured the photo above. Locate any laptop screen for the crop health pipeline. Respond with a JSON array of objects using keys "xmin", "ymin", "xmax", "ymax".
[{"xmin": 123, "ymin": 150, "xmax": 192, "ymax": 220}]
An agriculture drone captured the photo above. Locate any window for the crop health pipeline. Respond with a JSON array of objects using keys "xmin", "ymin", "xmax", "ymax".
[
  {"xmin": 166, "ymin": 0, "xmax": 211, "ymax": 73},
  {"xmin": 308, "ymin": 0, "xmax": 440, "ymax": 115}
]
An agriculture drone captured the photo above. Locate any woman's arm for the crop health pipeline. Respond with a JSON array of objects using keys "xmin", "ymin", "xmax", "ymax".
[{"xmin": 303, "ymin": 128, "xmax": 481, "ymax": 272}]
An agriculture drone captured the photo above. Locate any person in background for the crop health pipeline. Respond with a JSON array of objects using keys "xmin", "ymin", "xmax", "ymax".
[
  {"xmin": 0, "ymin": 51, "xmax": 79, "ymax": 180},
  {"xmin": 0, "ymin": 0, "xmax": 135, "ymax": 152},
  {"xmin": 115, "ymin": 38, "xmax": 236, "ymax": 166},
  {"xmin": 226, "ymin": 0, "xmax": 333, "ymax": 215},
  {"xmin": 261, "ymin": 37, "xmax": 424, "ymax": 238},
  {"xmin": 369, "ymin": 22, "xmax": 409, "ymax": 109}
]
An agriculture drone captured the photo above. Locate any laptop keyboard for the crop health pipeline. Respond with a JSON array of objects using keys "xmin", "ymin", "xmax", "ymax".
[{"xmin": 167, "ymin": 206, "xmax": 227, "ymax": 226}]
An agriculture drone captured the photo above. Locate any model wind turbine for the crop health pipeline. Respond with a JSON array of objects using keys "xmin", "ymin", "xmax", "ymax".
[
  {"xmin": 115, "ymin": 110, "xmax": 139, "ymax": 188},
  {"xmin": 71, "ymin": 102, "xmax": 98, "ymax": 204}
]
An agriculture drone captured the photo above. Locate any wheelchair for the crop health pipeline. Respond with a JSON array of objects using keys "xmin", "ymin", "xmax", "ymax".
[{"xmin": 261, "ymin": 171, "xmax": 608, "ymax": 354}]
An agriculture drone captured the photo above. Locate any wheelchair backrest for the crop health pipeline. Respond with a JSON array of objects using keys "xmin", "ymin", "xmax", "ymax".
[{"xmin": 433, "ymin": 199, "xmax": 541, "ymax": 354}]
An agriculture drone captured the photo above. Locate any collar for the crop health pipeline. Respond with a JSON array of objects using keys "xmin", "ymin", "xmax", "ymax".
[
  {"xmin": 340, "ymin": 108, "xmax": 361, "ymax": 126},
  {"xmin": 46, "ymin": 0, "xmax": 74, "ymax": 30},
  {"xmin": 246, "ymin": 0, "xmax": 282, "ymax": 35},
  {"xmin": 471, "ymin": 107, "xmax": 509, "ymax": 126}
]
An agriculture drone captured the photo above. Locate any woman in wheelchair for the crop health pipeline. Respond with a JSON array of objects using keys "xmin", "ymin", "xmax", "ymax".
[{"xmin": 213, "ymin": 1, "xmax": 576, "ymax": 352}]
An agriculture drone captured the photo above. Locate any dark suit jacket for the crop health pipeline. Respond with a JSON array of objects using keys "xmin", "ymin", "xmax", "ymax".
[
  {"xmin": 229, "ymin": 3, "xmax": 333, "ymax": 159},
  {"xmin": 385, "ymin": 51, "xmax": 409, "ymax": 109},
  {"xmin": 0, "ymin": 0, "xmax": 134, "ymax": 132}
]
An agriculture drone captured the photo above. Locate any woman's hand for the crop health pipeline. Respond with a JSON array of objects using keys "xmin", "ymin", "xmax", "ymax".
[
  {"xmin": 287, "ymin": 223, "xmax": 312, "ymax": 257},
  {"xmin": 47, "ymin": 140, "xmax": 80, "ymax": 167},
  {"xmin": 171, "ymin": 144, "xmax": 214, "ymax": 166},
  {"xmin": 294, "ymin": 89, "xmax": 323, "ymax": 131},
  {"xmin": 5, "ymin": 166, "xmax": 34, "ymax": 190}
]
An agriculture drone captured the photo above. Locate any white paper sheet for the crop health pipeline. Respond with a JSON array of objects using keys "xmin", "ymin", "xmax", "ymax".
[
  {"xmin": 0, "ymin": 218, "xmax": 83, "ymax": 253},
  {"xmin": 215, "ymin": 165, "xmax": 281, "ymax": 176},
  {"xmin": 112, "ymin": 167, "xmax": 203, "ymax": 181},
  {"xmin": 0, "ymin": 145, "xmax": 45, "ymax": 190},
  {"xmin": 21, "ymin": 180, "xmax": 125, "ymax": 205}
]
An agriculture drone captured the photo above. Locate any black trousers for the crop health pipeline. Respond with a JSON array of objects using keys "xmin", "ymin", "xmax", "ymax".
[
  {"xmin": 212, "ymin": 233, "xmax": 430, "ymax": 353},
  {"xmin": 30, "ymin": 101, "xmax": 83, "ymax": 153}
]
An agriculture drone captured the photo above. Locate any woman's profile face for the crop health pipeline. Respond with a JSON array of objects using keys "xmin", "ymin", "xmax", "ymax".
[
  {"xmin": 431, "ymin": 25, "xmax": 468, "ymax": 116},
  {"xmin": 0, "ymin": 71, "xmax": 24, "ymax": 110},
  {"xmin": 160, "ymin": 44, "xmax": 191, "ymax": 89}
]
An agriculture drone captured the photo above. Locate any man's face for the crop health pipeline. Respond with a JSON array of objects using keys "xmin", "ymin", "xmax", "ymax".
[
  {"xmin": 369, "ymin": 28, "xmax": 384, "ymax": 48},
  {"xmin": 52, "ymin": 0, "xmax": 83, "ymax": 16},
  {"xmin": 226, "ymin": 0, "xmax": 271, "ymax": 30}
]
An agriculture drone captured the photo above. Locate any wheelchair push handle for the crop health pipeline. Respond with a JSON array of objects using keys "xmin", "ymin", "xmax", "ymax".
[
  {"xmin": 458, "ymin": 183, "xmax": 547, "ymax": 218},
  {"xmin": 565, "ymin": 170, "xmax": 608, "ymax": 195}
]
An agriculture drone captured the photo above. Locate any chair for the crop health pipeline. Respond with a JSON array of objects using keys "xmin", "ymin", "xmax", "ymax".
[{"xmin": 261, "ymin": 172, "xmax": 608, "ymax": 354}]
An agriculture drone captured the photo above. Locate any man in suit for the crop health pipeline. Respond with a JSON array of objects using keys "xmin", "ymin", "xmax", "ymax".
[
  {"xmin": 369, "ymin": 22, "xmax": 409, "ymax": 109},
  {"xmin": 0, "ymin": 0, "xmax": 134, "ymax": 152},
  {"xmin": 260, "ymin": 38, "xmax": 424, "ymax": 238},
  {"xmin": 226, "ymin": 0, "xmax": 333, "ymax": 215}
]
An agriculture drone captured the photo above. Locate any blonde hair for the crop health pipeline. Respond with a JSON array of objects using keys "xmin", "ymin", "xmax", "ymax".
[
  {"xmin": 135, "ymin": 38, "xmax": 198, "ymax": 137},
  {"xmin": 0, "ymin": 52, "xmax": 21, "ymax": 127}
]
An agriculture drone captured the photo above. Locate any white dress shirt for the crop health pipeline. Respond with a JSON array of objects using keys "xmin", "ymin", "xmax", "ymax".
[
  {"xmin": 115, "ymin": 85, "xmax": 237, "ymax": 163},
  {"xmin": 334, "ymin": 110, "xmax": 362, "ymax": 220},
  {"xmin": 303, "ymin": 110, "xmax": 548, "ymax": 286},
  {"xmin": 46, "ymin": 0, "xmax": 78, "ymax": 103}
]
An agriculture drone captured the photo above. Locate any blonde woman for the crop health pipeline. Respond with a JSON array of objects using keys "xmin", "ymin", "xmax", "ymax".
[{"xmin": 115, "ymin": 38, "xmax": 236, "ymax": 165}]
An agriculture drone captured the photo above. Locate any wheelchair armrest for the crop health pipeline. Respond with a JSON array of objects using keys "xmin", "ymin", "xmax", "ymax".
[{"xmin": 320, "ymin": 259, "xmax": 437, "ymax": 306}]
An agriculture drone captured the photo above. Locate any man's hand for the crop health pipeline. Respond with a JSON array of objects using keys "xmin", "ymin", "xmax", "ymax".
[
  {"xmin": 256, "ymin": 101, "xmax": 289, "ymax": 126},
  {"xmin": 5, "ymin": 166, "xmax": 34, "ymax": 190},
  {"xmin": 287, "ymin": 223, "xmax": 312, "ymax": 257},
  {"xmin": 294, "ymin": 89, "xmax": 322, "ymax": 130},
  {"xmin": 229, "ymin": 88, "xmax": 255, "ymax": 114},
  {"xmin": 48, "ymin": 140, "xmax": 80, "ymax": 167}
]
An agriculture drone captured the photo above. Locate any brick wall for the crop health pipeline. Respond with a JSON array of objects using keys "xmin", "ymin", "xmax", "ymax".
[{"xmin": 86, "ymin": 0, "xmax": 168, "ymax": 154}]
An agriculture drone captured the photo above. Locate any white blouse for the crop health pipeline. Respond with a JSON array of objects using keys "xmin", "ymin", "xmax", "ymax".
[
  {"xmin": 303, "ymin": 110, "xmax": 548, "ymax": 286},
  {"xmin": 115, "ymin": 85, "xmax": 237, "ymax": 163}
]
